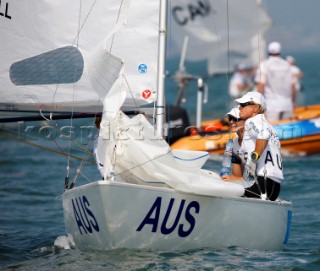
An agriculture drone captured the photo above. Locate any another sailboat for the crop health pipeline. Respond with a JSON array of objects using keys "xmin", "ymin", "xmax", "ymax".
[
  {"xmin": 1, "ymin": 0, "xmax": 292, "ymax": 251},
  {"xmin": 168, "ymin": 0, "xmax": 320, "ymax": 156}
]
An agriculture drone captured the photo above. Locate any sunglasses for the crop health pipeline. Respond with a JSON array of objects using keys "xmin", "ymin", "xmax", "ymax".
[
  {"xmin": 228, "ymin": 116, "xmax": 242, "ymax": 122},
  {"xmin": 239, "ymin": 102, "xmax": 255, "ymax": 108}
]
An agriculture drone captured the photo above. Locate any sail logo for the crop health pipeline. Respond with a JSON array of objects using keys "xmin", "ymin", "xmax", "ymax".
[
  {"xmin": 142, "ymin": 89, "xmax": 152, "ymax": 99},
  {"xmin": 10, "ymin": 46, "xmax": 84, "ymax": 86},
  {"xmin": 172, "ymin": 0, "xmax": 212, "ymax": 26},
  {"xmin": 71, "ymin": 196, "xmax": 100, "ymax": 235},
  {"xmin": 138, "ymin": 64, "xmax": 148, "ymax": 73},
  {"xmin": 137, "ymin": 197, "xmax": 200, "ymax": 237},
  {"xmin": 0, "ymin": 1, "xmax": 11, "ymax": 20}
]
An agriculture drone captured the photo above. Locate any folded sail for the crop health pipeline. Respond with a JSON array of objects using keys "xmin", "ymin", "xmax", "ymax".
[
  {"xmin": 169, "ymin": 0, "xmax": 271, "ymax": 74},
  {"xmin": 0, "ymin": 0, "xmax": 159, "ymax": 114}
]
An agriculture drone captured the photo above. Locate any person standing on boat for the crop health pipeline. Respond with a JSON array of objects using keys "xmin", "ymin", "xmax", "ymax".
[
  {"xmin": 228, "ymin": 63, "xmax": 253, "ymax": 109},
  {"xmin": 229, "ymin": 63, "xmax": 253, "ymax": 99},
  {"xmin": 255, "ymin": 41, "xmax": 296, "ymax": 122},
  {"xmin": 286, "ymin": 55, "xmax": 304, "ymax": 106},
  {"xmin": 286, "ymin": 55, "xmax": 303, "ymax": 92}
]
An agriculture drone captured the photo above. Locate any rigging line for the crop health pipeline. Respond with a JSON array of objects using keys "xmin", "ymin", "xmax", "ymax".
[
  {"xmin": 165, "ymin": 0, "xmax": 173, "ymax": 140},
  {"xmin": 28, "ymin": 116, "xmax": 96, "ymax": 154},
  {"xmin": 69, "ymin": 136, "xmax": 95, "ymax": 188},
  {"xmin": 77, "ymin": 168, "xmax": 97, "ymax": 184},
  {"xmin": 254, "ymin": 1, "xmax": 269, "ymax": 198},
  {"xmin": 67, "ymin": 111, "xmax": 99, "ymax": 187},
  {"xmin": 123, "ymin": 74, "xmax": 140, "ymax": 110},
  {"xmin": 76, "ymin": 0, "xmax": 82, "ymax": 48},
  {"xmin": 72, "ymin": 0, "xmax": 99, "ymax": 46},
  {"xmin": 66, "ymin": 67, "xmax": 77, "ymax": 179},
  {"xmin": 0, "ymin": 124, "xmax": 94, "ymax": 156},
  {"xmin": 108, "ymin": 149, "xmax": 172, "ymax": 180},
  {"xmin": 110, "ymin": 0, "xmax": 125, "ymax": 52},
  {"xmin": 65, "ymin": 53, "xmax": 93, "ymax": 181},
  {"xmin": 255, "ymin": 0, "xmax": 263, "ymax": 84},
  {"xmin": 0, "ymin": 131, "xmax": 95, "ymax": 164},
  {"xmin": 1, "ymin": 119, "xmax": 95, "ymax": 156},
  {"xmin": 243, "ymin": 187, "xmax": 262, "ymax": 198},
  {"xmin": 69, "ymin": 132, "xmax": 93, "ymax": 187},
  {"xmin": 225, "ymin": 0, "xmax": 232, "ymax": 141},
  {"xmin": 226, "ymin": 0, "xmax": 230, "ymax": 73},
  {"xmin": 49, "ymin": 0, "xmax": 98, "ymax": 111}
]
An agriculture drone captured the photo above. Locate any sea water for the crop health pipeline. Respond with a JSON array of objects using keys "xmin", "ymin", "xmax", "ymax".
[{"xmin": 0, "ymin": 51, "xmax": 319, "ymax": 270}]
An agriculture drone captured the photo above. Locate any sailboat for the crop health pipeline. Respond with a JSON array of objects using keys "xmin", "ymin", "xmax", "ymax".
[
  {"xmin": 0, "ymin": 0, "xmax": 292, "ymax": 251},
  {"xmin": 168, "ymin": 0, "xmax": 320, "ymax": 156}
]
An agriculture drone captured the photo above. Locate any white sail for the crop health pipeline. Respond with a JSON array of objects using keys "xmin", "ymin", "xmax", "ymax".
[
  {"xmin": 0, "ymin": 0, "xmax": 159, "ymax": 113},
  {"xmin": 169, "ymin": 0, "xmax": 271, "ymax": 74}
]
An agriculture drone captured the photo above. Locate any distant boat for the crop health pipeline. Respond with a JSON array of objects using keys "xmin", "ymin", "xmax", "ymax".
[
  {"xmin": 0, "ymin": 0, "xmax": 292, "ymax": 251},
  {"xmin": 171, "ymin": 105, "xmax": 320, "ymax": 156},
  {"xmin": 168, "ymin": 0, "xmax": 320, "ymax": 156}
]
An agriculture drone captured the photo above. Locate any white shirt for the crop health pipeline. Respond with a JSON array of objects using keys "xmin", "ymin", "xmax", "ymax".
[
  {"xmin": 230, "ymin": 135, "xmax": 255, "ymax": 188},
  {"xmin": 229, "ymin": 72, "xmax": 251, "ymax": 99},
  {"xmin": 239, "ymin": 114, "xmax": 284, "ymax": 183},
  {"xmin": 255, "ymin": 56, "xmax": 295, "ymax": 112},
  {"xmin": 290, "ymin": 65, "xmax": 302, "ymax": 91}
]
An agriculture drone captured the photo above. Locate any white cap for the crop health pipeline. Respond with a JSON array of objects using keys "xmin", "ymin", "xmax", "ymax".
[
  {"xmin": 225, "ymin": 107, "xmax": 240, "ymax": 119},
  {"xmin": 268, "ymin": 41, "xmax": 281, "ymax": 54},
  {"xmin": 235, "ymin": 91, "xmax": 266, "ymax": 109},
  {"xmin": 286, "ymin": 55, "xmax": 295, "ymax": 64}
]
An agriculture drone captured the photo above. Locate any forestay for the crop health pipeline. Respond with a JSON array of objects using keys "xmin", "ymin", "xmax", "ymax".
[{"xmin": 0, "ymin": 0, "xmax": 159, "ymax": 113}]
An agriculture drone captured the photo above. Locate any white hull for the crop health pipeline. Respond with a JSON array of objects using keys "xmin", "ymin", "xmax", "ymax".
[{"xmin": 62, "ymin": 181, "xmax": 292, "ymax": 251}]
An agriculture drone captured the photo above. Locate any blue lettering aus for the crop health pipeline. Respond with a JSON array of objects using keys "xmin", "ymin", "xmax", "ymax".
[
  {"xmin": 172, "ymin": 0, "xmax": 212, "ymax": 26},
  {"xmin": 72, "ymin": 195, "xmax": 99, "ymax": 235},
  {"xmin": 0, "ymin": 1, "xmax": 11, "ymax": 19},
  {"xmin": 136, "ymin": 197, "xmax": 200, "ymax": 237}
]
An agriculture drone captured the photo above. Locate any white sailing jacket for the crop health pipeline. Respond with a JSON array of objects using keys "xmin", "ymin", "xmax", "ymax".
[
  {"xmin": 255, "ymin": 56, "xmax": 295, "ymax": 112},
  {"xmin": 235, "ymin": 114, "xmax": 284, "ymax": 183}
]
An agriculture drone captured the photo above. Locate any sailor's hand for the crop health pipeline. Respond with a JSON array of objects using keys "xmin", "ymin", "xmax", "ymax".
[
  {"xmin": 221, "ymin": 174, "xmax": 244, "ymax": 181},
  {"xmin": 246, "ymin": 159, "xmax": 257, "ymax": 178}
]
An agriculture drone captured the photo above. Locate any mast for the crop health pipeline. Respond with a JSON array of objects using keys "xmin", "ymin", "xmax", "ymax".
[{"xmin": 155, "ymin": 0, "xmax": 168, "ymax": 137}]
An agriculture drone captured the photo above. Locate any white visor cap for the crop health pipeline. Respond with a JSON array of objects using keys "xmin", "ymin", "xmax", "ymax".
[{"xmin": 235, "ymin": 91, "xmax": 267, "ymax": 110}]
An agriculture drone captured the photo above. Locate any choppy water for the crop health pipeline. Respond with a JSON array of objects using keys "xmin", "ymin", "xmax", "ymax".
[{"xmin": 1, "ymin": 51, "xmax": 320, "ymax": 270}]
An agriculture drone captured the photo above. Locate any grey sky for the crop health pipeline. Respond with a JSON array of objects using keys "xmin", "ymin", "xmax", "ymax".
[{"xmin": 262, "ymin": 0, "xmax": 320, "ymax": 52}]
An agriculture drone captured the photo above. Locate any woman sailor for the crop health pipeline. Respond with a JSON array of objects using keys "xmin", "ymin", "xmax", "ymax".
[{"xmin": 221, "ymin": 107, "xmax": 247, "ymax": 182}]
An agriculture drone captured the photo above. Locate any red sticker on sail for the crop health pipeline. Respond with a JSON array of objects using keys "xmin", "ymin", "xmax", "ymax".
[{"xmin": 142, "ymin": 89, "xmax": 151, "ymax": 99}]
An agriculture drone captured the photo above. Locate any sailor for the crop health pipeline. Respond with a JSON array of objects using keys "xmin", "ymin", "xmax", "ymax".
[
  {"xmin": 221, "ymin": 107, "xmax": 247, "ymax": 182},
  {"xmin": 286, "ymin": 55, "xmax": 304, "ymax": 105},
  {"xmin": 235, "ymin": 91, "xmax": 283, "ymax": 201},
  {"xmin": 229, "ymin": 63, "xmax": 253, "ymax": 100},
  {"xmin": 255, "ymin": 41, "xmax": 296, "ymax": 122}
]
